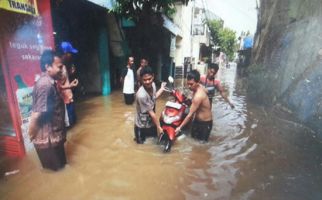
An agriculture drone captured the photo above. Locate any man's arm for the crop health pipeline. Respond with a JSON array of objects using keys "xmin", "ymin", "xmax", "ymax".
[
  {"xmin": 28, "ymin": 112, "xmax": 41, "ymax": 141},
  {"xmin": 175, "ymin": 95, "xmax": 202, "ymax": 133},
  {"xmin": 148, "ymin": 110, "xmax": 163, "ymax": 134},
  {"xmin": 156, "ymin": 82, "xmax": 166, "ymax": 99},
  {"xmin": 216, "ymin": 84, "xmax": 234, "ymax": 109},
  {"xmin": 59, "ymin": 79, "xmax": 79, "ymax": 90},
  {"xmin": 120, "ymin": 68, "xmax": 127, "ymax": 84}
]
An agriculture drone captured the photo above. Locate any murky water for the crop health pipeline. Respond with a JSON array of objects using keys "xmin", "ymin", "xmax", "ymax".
[{"xmin": 1, "ymin": 64, "xmax": 322, "ymax": 200}]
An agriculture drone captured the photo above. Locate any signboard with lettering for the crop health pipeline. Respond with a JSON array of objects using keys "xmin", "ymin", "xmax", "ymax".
[
  {"xmin": 0, "ymin": 0, "xmax": 54, "ymax": 155},
  {"xmin": 0, "ymin": 0, "xmax": 38, "ymax": 16}
]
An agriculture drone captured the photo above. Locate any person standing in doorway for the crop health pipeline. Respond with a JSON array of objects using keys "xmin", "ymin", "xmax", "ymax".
[
  {"xmin": 28, "ymin": 50, "xmax": 67, "ymax": 171},
  {"xmin": 200, "ymin": 63, "xmax": 234, "ymax": 108},
  {"xmin": 121, "ymin": 56, "xmax": 136, "ymax": 105},
  {"xmin": 134, "ymin": 67, "xmax": 166, "ymax": 144},
  {"xmin": 136, "ymin": 58, "xmax": 148, "ymax": 86},
  {"xmin": 175, "ymin": 70, "xmax": 213, "ymax": 142}
]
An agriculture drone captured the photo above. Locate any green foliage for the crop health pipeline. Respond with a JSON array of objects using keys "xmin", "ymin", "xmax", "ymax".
[
  {"xmin": 111, "ymin": 0, "xmax": 189, "ymax": 21},
  {"xmin": 208, "ymin": 19, "xmax": 237, "ymax": 60},
  {"xmin": 207, "ymin": 19, "xmax": 223, "ymax": 45},
  {"xmin": 218, "ymin": 28, "xmax": 236, "ymax": 60}
]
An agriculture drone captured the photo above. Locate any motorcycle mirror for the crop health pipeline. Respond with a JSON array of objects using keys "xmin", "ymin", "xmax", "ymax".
[{"xmin": 168, "ymin": 76, "xmax": 174, "ymax": 83}]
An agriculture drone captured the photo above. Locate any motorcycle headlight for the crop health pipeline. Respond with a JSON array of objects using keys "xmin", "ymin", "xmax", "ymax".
[{"xmin": 162, "ymin": 112, "xmax": 181, "ymax": 124}]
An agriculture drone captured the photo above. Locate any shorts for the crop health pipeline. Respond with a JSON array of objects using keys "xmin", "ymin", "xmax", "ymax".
[
  {"xmin": 134, "ymin": 126, "xmax": 157, "ymax": 144},
  {"xmin": 66, "ymin": 102, "xmax": 76, "ymax": 127},
  {"xmin": 191, "ymin": 120, "xmax": 213, "ymax": 142},
  {"xmin": 124, "ymin": 93, "xmax": 134, "ymax": 105}
]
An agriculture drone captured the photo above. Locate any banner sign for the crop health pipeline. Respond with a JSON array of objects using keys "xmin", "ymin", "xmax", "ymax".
[
  {"xmin": 0, "ymin": 0, "xmax": 38, "ymax": 16},
  {"xmin": 0, "ymin": 0, "xmax": 54, "ymax": 152}
]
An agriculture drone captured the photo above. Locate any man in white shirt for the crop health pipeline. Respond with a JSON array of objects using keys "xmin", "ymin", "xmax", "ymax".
[{"xmin": 120, "ymin": 56, "xmax": 136, "ymax": 105}]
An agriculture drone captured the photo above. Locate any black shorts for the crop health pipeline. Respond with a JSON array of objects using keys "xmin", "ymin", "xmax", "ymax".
[
  {"xmin": 124, "ymin": 93, "xmax": 134, "ymax": 105},
  {"xmin": 191, "ymin": 120, "xmax": 213, "ymax": 142},
  {"xmin": 134, "ymin": 126, "xmax": 157, "ymax": 144}
]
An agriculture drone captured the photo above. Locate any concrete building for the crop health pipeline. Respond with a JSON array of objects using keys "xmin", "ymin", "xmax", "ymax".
[{"xmin": 172, "ymin": 1, "xmax": 215, "ymax": 77}]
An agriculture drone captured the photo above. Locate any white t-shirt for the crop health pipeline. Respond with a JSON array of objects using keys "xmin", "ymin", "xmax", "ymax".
[{"xmin": 123, "ymin": 68, "xmax": 135, "ymax": 94}]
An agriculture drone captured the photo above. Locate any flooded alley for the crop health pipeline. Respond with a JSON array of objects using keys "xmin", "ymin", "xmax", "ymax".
[{"xmin": 1, "ymin": 64, "xmax": 322, "ymax": 200}]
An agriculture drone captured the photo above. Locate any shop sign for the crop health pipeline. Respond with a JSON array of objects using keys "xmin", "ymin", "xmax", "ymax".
[{"xmin": 0, "ymin": 0, "xmax": 38, "ymax": 16}]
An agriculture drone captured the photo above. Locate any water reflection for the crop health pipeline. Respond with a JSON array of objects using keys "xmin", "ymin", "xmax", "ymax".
[{"xmin": 1, "ymin": 64, "xmax": 322, "ymax": 200}]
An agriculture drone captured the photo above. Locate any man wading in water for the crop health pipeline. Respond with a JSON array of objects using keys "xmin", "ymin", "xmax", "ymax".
[
  {"xmin": 200, "ymin": 63, "xmax": 234, "ymax": 108},
  {"xmin": 134, "ymin": 67, "xmax": 166, "ymax": 144},
  {"xmin": 175, "ymin": 70, "xmax": 213, "ymax": 142}
]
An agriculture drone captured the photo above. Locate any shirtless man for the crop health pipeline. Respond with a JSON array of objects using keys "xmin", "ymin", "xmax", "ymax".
[{"xmin": 175, "ymin": 70, "xmax": 213, "ymax": 142}]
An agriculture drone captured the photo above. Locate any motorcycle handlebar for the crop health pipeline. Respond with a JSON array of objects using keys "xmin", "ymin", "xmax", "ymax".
[
  {"xmin": 163, "ymin": 87, "xmax": 191, "ymax": 105},
  {"xmin": 163, "ymin": 87, "xmax": 173, "ymax": 93}
]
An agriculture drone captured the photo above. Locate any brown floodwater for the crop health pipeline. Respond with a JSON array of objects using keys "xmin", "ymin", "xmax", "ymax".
[{"xmin": 1, "ymin": 64, "xmax": 322, "ymax": 200}]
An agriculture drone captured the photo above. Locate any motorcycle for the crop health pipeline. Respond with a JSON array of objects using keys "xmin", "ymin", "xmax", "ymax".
[{"xmin": 158, "ymin": 77, "xmax": 191, "ymax": 152}]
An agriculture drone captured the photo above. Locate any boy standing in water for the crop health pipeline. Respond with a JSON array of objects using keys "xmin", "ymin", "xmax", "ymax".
[
  {"xmin": 134, "ymin": 67, "xmax": 166, "ymax": 144},
  {"xmin": 200, "ymin": 63, "xmax": 234, "ymax": 108},
  {"xmin": 136, "ymin": 58, "xmax": 148, "ymax": 87},
  {"xmin": 121, "ymin": 56, "xmax": 136, "ymax": 105},
  {"xmin": 58, "ymin": 41, "xmax": 79, "ymax": 127}
]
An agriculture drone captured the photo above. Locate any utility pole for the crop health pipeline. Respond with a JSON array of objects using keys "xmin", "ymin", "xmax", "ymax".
[
  {"xmin": 255, "ymin": 0, "xmax": 260, "ymax": 20},
  {"xmin": 190, "ymin": 0, "xmax": 195, "ymax": 71}
]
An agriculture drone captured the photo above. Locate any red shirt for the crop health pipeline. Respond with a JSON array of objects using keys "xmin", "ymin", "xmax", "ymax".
[{"xmin": 200, "ymin": 75, "xmax": 220, "ymax": 98}]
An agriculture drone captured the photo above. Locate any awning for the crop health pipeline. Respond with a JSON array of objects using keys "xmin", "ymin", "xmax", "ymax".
[
  {"xmin": 86, "ymin": 0, "xmax": 115, "ymax": 10},
  {"xmin": 0, "ymin": 0, "xmax": 38, "ymax": 16},
  {"xmin": 162, "ymin": 14, "xmax": 182, "ymax": 37}
]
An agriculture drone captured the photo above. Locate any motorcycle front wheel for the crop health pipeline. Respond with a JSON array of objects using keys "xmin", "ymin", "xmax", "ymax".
[{"xmin": 158, "ymin": 132, "xmax": 172, "ymax": 153}]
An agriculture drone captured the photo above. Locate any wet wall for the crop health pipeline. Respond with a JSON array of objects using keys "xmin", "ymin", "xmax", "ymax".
[{"xmin": 249, "ymin": 0, "xmax": 322, "ymax": 136}]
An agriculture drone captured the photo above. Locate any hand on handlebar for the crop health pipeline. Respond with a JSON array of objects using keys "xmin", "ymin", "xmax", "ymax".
[
  {"xmin": 163, "ymin": 87, "xmax": 172, "ymax": 92},
  {"xmin": 160, "ymin": 82, "xmax": 167, "ymax": 91},
  {"xmin": 175, "ymin": 126, "xmax": 182, "ymax": 135},
  {"xmin": 157, "ymin": 126, "xmax": 163, "ymax": 135}
]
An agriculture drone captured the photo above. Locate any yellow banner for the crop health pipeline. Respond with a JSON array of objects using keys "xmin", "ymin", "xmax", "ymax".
[{"xmin": 0, "ymin": 0, "xmax": 38, "ymax": 16}]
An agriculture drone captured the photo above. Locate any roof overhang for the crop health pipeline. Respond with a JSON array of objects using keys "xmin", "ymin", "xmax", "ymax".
[
  {"xmin": 162, "ymin": 14, "xmax": 182, "ymax": 37},
  {"xmin": 86, "ymin": 0, "xmax": 115, "ymax": 10}
]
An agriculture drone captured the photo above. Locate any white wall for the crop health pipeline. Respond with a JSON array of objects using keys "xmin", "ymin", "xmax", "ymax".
[
  {"xmin": 173, "ymin": 2, "xmax": 194, "ymax": 67},
  {"xmin": 173, "ymin": 3, "xmax": 211, "ymax": 68}
]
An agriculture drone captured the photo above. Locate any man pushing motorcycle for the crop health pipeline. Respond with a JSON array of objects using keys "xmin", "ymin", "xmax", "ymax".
[
  {"xmin": 175, "ymin": 70, "xmax": 213, "ymax": 142},
  {"xmin": 134, "ymin": 67, "xmax": 166, "ymax": 144}
]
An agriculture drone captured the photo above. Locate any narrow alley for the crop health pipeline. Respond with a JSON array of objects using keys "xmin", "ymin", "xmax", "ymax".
[{"xmin": 1, "ymin": 64, "xmax": 322, "ymax": 200}]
